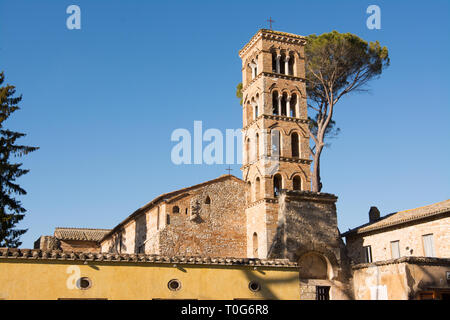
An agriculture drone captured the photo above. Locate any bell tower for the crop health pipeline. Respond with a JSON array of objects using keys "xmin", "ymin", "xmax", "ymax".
[{"xmin": 239, "ymin": 29, "xmax": 312, "ymax": 259}]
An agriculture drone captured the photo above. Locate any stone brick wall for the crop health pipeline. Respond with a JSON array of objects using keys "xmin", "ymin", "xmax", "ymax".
[
  {"xmin": 101, "ymin": 176, "xmax": 247, "ymax": 257},
  {"xmin": 267, "ymin": 190, "xmax": 353, "ymax": 299},
  {"xmin": 58, "ymin": 240, "xmax": 101, "ymax": 253},
  {"xmin": 346, "ymin": 214, "xmax": 450, "ymax": 264},
  {"xmin": 157, "ymin": 177, "xmax": 247, "ymax": 257}
]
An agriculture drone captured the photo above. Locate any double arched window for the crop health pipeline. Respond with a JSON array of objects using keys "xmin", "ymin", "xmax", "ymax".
[
  {"xmin": 272, "ymin": 91, "xmax": 299, "ymax": 118},
  {"xmin": 271, "ymin": 50, "xmax": 295, "ymax": 76}
]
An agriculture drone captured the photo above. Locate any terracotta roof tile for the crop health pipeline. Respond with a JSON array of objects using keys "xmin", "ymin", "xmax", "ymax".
[
  {"xmin": 0, "ymin": 248, "xmax": 297, "ymax": 268},
  {"xmin": 54, "ymin": 227, "xmax": 111, "ymax": 242},
  {"xmin": 342, "ymin": 199, "xmax": 450, "ymax": 237}
]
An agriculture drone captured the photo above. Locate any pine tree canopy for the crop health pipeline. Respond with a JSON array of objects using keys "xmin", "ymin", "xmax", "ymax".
[{"xmin": 0, "ymin": 71, "xmax": 38, "ymax": 247}]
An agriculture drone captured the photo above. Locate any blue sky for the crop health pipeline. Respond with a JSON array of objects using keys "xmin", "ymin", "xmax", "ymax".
[{"xmin": 1, "ymin": 0, "xmax": 449, "ymax": 248}]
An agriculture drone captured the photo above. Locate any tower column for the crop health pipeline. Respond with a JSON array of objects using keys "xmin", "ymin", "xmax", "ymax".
[
  {"xmin": 277, "ymin": 96, "xmax": 282, "ymax": 116},
  {"xmin": 276, "ymin": 55, "xmax": 281, "ymax": 74},
  {"xmin": 284, "ymin": 56, "xmax": 290, "ymax": 75}
]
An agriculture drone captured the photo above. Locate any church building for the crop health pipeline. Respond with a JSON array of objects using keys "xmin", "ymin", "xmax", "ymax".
[{"xmin": 1, "ymin": 29, "xmax": 448, "ymax": 300}]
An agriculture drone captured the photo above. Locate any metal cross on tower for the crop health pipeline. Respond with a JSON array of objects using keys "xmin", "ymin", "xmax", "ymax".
[{"xmin": 267, "ymin": 17, "xmax": 275, "ymax": 30}]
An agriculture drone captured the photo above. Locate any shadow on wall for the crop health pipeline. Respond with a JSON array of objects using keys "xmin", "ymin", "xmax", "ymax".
[
  {"xmin": 106, "ymin": 229, "xmax": 128, "ymax": 254},
  {"xmin": 135, "ymin": 215, "xmax": 147, "ymax": 254},
  {"xmin": 241, "ymin": 268, "xmax": 299, "ymax": 300},
  {"xmin": 406, "ymin": 263, "xmax": 448, "ymax": 299}
]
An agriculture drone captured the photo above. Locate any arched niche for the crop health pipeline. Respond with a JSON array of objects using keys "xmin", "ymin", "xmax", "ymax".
[{"xmin": 297, "ymin": 252, "xmax": 330, "ymax": 280}]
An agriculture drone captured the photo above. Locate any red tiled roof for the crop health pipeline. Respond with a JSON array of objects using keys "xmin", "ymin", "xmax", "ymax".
[
  {"xmin": 54, "ymin": 227, "xmax": 111, "ymax": 242},
  {"xmin": 342, "ymin": 199, "xmax": 450, "ymax": 237},
  {"xmin": 0, "ymin": 248, "xmax": 296, "ymax": 268}
]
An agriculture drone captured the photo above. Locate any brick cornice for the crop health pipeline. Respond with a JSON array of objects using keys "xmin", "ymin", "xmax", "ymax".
[
  {"xmin": 242, "ymin": 114, "xmax": 309, "ymax": 131},
  {"xmin": 242, "ymin": 72, "xmax": 305, "ymax": 93},
  {"xmin": 245, "ymin": 198, "xmax": 279, "ymax": 209},
  {"xmin": 240, "ymin": 156, "xmax": 312, "ymax": 170},
  {"xmin": 239, "ymin": 29, "xmax": 306, "ymax": 58}
]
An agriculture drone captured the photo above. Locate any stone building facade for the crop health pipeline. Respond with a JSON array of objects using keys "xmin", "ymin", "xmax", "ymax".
[
  {"xmin": 21, "ymin": 29, "xmax": 449, "ymax": 300},
  {"xmin": 34, "ymin": 227, "xmax": 110, "ymax": 253},
  {"xmin": 100, "ymin": 174, "xmax": 247, "ymax": 258},
  {"xmin": 239, "ymin": 30, "xmax": 312, "ymax": 260},
  {"xmin": 342, "ymin": 199, "xmax": 450, "ymax": 299},
  {"xmin": 343, "ymin": 200, "xmax": 450, "ymax": 264}
]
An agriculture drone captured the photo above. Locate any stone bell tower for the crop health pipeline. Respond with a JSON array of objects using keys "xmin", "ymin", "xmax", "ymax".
[{"xmin": 239, "ymin": 29, "xmax": 312, "ymax": 259}]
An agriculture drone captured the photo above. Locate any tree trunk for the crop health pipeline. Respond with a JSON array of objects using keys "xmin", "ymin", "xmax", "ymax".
[{"xmin": 311, "ymin": 145, "xmax": 323, "ymax": 192}]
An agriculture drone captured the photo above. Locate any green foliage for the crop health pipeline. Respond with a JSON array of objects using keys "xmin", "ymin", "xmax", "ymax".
[
  {"xmin": 236, "ymin": 82, "xmax": 243, "ymax": 106},
  {"xmin": 0, "ymin": 71, "xmax": 38, "ymax": 247},
  {"xmin": 305, "ymin": 30, "xmax": 389, "ymax": 107}
]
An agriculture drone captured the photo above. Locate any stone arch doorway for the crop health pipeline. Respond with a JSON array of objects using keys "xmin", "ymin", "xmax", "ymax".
[{"xmin": 297, "ymin": 252, "xmax": 329, "ymax": 280}]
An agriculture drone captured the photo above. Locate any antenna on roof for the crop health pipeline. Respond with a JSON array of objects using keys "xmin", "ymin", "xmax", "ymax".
[{"xmin": 226, "ymin": 165, "xmax": 232, "ymax": 175}]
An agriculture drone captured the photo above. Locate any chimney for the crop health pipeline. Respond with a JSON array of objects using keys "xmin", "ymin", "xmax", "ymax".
[{"xmin": 369, "ymin": 206, "xmax": 380, "ymax": 223}]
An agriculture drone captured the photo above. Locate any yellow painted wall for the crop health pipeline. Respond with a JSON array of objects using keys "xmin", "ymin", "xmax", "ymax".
[{"xmin": 0, "ymin": 260, "xmax": 301, "ymax": 300}]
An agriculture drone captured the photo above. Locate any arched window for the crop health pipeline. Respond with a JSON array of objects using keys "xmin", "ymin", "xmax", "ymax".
[
  {"xmin": 255, "ymin": 177, "xmax": 261, "ymax": 200},
  {"xmin": 293, "ymin": 176, "xmax": 301, "ymax": 190},
  {"xmin": 280, "ymin": 52, "xmax": 286, "ymax": 74},
  {"xmin": 247, "ymin": 181, "xmax": 252, "ymax": 203},
  {"xmin": 205, "ymin": 196, "xmax": 211, "ymax": 204},
  {"xmin": 290, "ymin": 94, "xmax": 297, "ymax": 118},
  {"xmin": 253, "ymin": 232, "xmax": 258, "ymax": 257},
  {"xmin": 288, "ymin": 53, "xmax": 295, "ymax": 75},
  {"xmin": 281, "ymin": 93, "xmax": 287, "ymax": 116},
  {"xmin": 271, "ymin": 51, "xmax": 277, "ymax": 73},
  {"xmin": 172, "ymin": 206, "xmax": 180, "ymax": 214},
  {"xmin": 271, "ymin": 130, "xmax": 281, "ymax": 156},
  {"xmin": 255, "ymin": 94, "xmax": 259, "ymax": 118},
  {"xmin": 291, "ymin": 132, "xmax": 299, "ymax": 158},
  {"xmin": 246, "ymin": 138, "xmax": 250, "ymax": 164},
  {"xmin": 273, "ymin": 174, "xmax": 282, "ymax": 197},
  {"xmin": 272, "ymin": 91, "xmax": 279, "ymax": 115},
  {"xmin": 255, "ymin": 133, "xmax": 259, "ymax": 159}
]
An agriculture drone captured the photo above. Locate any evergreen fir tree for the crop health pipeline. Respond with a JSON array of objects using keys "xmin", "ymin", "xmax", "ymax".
[{"xmin": 0, "ymin": 71, "xmax": 38, "ymax": 247}]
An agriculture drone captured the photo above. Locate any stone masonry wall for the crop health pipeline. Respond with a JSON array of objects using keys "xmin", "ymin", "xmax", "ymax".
[
  {"xmin": 346, "ymin": 214, "xmax": 450, "ymax": 264},
  {"xmin": 158, "ymin": 177, "xmax": 247, "ymax": 257}
]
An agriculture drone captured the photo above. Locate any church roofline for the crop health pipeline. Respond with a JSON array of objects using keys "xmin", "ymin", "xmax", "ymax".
[
  {"xmin": 100, "ymin": 174, "xmax": 244, "ymax": 242},
  {"xmin": 239, "ymin": 29, "xmax": 306, "ymax": 58},
  {"xmin": 0, "ymin": 248, "xmax": 297, "ymax": 268}
]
